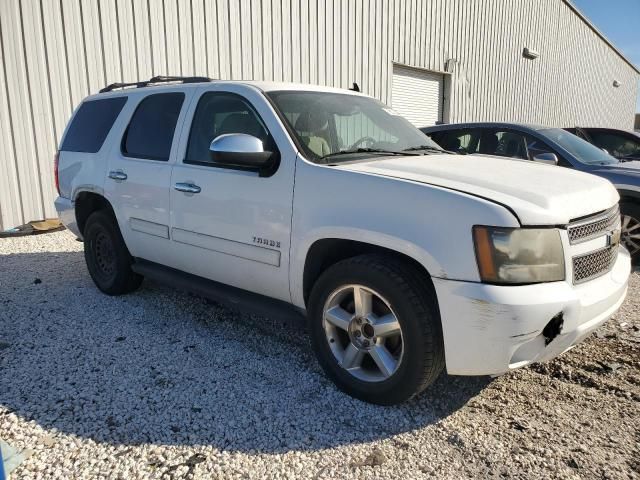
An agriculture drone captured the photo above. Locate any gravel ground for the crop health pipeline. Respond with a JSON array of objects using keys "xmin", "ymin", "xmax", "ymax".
[{"xmin": 0, "ymin": 230, "xmax": 638, "ymax": 479}]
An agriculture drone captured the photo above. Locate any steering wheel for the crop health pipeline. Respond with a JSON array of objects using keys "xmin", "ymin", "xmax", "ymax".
[{"xmin": 349, "ymin": 136, "xmax": 377, "ymax": 150}]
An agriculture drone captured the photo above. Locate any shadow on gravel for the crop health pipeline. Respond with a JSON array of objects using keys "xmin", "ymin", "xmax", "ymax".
[{"xmin": 0, "ymin": 251, "xmax": 491, "ymax": 453}]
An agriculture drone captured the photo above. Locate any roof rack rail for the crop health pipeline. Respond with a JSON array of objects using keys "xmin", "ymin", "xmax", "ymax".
[{"xmin": 99, "ymin": 75, "xmax": 212, "ymax": 93}]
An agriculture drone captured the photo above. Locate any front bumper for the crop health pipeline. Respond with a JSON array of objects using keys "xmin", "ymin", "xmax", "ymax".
[
  {"xmin": 54, "ymin": 196, "xmax": 81, "ymax": 238},
  {"xmin": 434, "ymin": 247, "xmax": 631, "ymax": 375}
]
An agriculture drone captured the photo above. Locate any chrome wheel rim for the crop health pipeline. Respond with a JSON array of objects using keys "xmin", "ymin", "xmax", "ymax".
[
  {"xmin": 323, "ymin": 285, "xmax": 404, "ymax": 382},
  {"xmin": 621, "ymin": 214, "xmax": 640, "ymax": 256}
]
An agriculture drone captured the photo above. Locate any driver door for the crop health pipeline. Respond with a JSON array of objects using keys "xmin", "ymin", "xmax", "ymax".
[{"xmin": 169, "ymin": 86, "xmax": 296, "ymax": 303}]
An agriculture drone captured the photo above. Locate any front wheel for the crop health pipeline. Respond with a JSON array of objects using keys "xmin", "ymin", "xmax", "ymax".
[
  {"xmin": 308, "ymin": 254, "xmax": 444, "ymax": 405},
  {"xmin": 620, "ymin": 202, "xmax": 640, "ymax": 264}
]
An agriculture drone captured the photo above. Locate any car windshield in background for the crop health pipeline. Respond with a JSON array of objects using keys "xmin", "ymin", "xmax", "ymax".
[
  {"xmin": 267, "ymin": 91, "xmax": 443, "ymax": 163},
  {"xmin": 540, "ymin": 128, "xmax": 618, "ymax": 166},
  {"xmin": 588, "ymin": 131, "xmax": 640, "ymax": 160}
]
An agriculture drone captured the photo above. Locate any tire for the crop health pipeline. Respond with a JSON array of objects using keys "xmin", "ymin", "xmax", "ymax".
[
  {"xmin": 308, "ymin": 254, "xmax": 444, "ymax": 405},
  {"xmin": 620, "ymin": 201, "xmax": 640, "ymax": 264},
  {"xmin": 83, "ymin": 210, "xmax": 143, "ymax": 295}
]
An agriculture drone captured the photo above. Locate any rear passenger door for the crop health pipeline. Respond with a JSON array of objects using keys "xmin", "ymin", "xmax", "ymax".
[{"xmin": 104, "ymin": 90, "xmax": 192, "ymax": 264}]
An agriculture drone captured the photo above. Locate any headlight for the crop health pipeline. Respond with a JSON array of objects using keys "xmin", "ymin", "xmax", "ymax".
[{"xmin": 473, "ymin": 226, "xmax": 565, "ymax": 284}]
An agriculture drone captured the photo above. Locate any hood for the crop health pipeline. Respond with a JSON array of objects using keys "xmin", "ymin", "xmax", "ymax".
[
  {"xmin": 589, "ymin": 160, "xmax": 640, "ymax": 176},
  {"xmin": 336, "ymin": 154, "xmax": 619, "ymax": 225}
]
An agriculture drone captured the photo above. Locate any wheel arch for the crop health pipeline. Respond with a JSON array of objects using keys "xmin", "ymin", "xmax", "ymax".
[
  {"xmin": 74, "ymin": 191, "xmax": 116, "ymax": 236},
  {"xmin": 618, "ymin": 188, "xmax": 640, "ymax": 204},
  {"xmin": 301, "ymin": 238, "xmax": 440, "ymax": 309}
]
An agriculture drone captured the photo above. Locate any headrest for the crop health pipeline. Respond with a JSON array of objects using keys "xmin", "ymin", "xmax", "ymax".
[{"xmin": 295, "ymin": 111, "xmax": 328, "ymax": 134}]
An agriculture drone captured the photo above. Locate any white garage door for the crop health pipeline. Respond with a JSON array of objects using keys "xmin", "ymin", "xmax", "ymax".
[{"xmin": 391, "ymin": 65, "xmax": 444, "ymax": 127}]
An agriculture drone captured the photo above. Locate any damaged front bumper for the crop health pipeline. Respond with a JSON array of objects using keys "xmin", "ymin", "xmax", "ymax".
[{"xmin": 434, "ymin": 247, "xmax": 631, "ymax": 376}]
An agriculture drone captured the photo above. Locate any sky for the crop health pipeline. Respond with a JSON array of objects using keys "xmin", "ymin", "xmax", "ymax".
[{"xmin": 572, "ymin": 0, "xmax": 640, "ymax": 113}]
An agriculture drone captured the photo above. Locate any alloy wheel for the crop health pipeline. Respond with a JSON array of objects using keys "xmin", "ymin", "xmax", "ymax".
[
  {"xmin": 322, "ymin": 285, "xmax": 404, "ymax": 382},
  {"xmin": 621, "ymin": 214, "xmax": 640, "ymax": 257}
]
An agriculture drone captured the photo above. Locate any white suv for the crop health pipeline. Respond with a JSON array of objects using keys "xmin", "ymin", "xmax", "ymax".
[{"xmin": 55, "ymin": 76, "xmax": 631, "ymax": 405}]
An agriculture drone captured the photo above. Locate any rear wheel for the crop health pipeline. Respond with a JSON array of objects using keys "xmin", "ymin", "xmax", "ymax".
[
  {"xmin": 308, "ymin": 254, "xmax": 444, "ymax": 405},
  {"xmin": 620, "ymin": 202, "xmax": 640, "ymax": 264},
  {"xmin": 84, "ymin": 210, "xmax": 143, "ymax": 295}
]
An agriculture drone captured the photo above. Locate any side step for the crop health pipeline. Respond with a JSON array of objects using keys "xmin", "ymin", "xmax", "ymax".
[{"xmin": 132, "ymin": 259, "xmax": 305, "ymax": 323}]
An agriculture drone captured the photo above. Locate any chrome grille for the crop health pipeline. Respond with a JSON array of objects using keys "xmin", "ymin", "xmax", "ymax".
[
  {"xmin": 572, "ymin": 245, "xmax": 618, "ymax": 284},
  {"xmin": 568, "ymin": 206, "xmax": 620, "ymax": 244}
]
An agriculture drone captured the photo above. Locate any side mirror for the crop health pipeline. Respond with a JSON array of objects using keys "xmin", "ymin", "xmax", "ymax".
[
  {"xmin": 209, "ymin": 134, "xmax": 274, "ymax": 169},
  {"xmin": 532, "ymin": 152, "xmax": 559, "ymax": 166}
]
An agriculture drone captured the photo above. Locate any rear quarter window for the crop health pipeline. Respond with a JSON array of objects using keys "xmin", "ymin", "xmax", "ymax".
[{"xmin": 61, "ymin": 97, "xmax": 127, "ymax": 153}]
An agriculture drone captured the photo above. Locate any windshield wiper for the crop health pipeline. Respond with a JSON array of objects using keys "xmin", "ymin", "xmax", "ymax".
[
  {"xmin": 618, "ymin": 154, "xmax": 640, "ymax": 162},
  {"xmin": 402, "ymin": 145, "xmax": 451, "ymax": 154},
  {"xmin": 322, "ymin": 148, "xmax": 419, "ymax": 160}
]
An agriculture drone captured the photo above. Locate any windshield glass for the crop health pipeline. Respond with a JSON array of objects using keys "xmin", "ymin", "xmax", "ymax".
[
  {"xmin": 539, "ymin": 128, "xmax": 618, "ymax": 165},
  {"xmin": 587, "ymin": 130, "xmax": 640, "ymax": 159},
  {"xmin": 267, "ymin": 91, "xmax": 443, "ymax": 162}
]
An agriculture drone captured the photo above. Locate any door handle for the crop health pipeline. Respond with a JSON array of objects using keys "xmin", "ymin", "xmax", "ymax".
[
  {"xmin": 108, "ymin": 170, "xmax": 128, "ymax": 181},
  {"xmin": 174, "ymin": 182, "xmax": 201, "ymax": 194}
]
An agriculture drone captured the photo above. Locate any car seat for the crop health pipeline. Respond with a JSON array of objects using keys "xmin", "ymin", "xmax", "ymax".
[
  {"xmin": 479, "ymin": 133, "xmax": 499, "ymax": 155},
  {"xmin": 295, "ymin": 111, "xmax": 331, "ymax": 157}
]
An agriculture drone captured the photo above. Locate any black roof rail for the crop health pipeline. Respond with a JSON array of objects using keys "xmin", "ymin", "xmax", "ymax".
[{"xmin": 99, "ymin": 75, "xmax": 212, "ymax": 93}]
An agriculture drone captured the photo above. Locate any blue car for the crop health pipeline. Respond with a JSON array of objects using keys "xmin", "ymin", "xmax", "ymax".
[{"xmin": 421, "ymin": 122, "xmax": 640, "ymax": 262}]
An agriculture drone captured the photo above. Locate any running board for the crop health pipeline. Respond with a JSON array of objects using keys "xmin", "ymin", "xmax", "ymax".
[{"xmin": 132, "ymin": 259, "xmax": 306, "ymax": 323}]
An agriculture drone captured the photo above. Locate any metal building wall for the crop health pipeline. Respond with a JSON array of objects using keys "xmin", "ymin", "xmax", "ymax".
[{"xmin": 0, "ymin": 0, "xmax": 638, "ymax": 230}]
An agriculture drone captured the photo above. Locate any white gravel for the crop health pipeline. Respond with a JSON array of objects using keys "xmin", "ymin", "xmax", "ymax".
[{"xmin": 0, "ymin": 230, "xmax": 638, "ymax": 479}]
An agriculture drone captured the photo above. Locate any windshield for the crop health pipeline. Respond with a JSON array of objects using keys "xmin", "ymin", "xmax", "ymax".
[
  {"xmin": 266, "ymin": 91, "xmax": 443, "ymax": 162},
  {"xmin": 539, "ymin": 128, "xmax": 618, "ymax": 165},
  {"xmin": 587, "ymin": 130, "xmax": 640, "ymax": 160}
]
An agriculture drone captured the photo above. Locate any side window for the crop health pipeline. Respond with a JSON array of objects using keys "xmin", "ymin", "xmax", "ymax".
[
  {"xmin": 479, "ymin": 130, "xmax": 527, "ymax": 159},
  {"xmin": 426, "ymin": 131, "xmax": 444, "ymax": 146},
  {"xmin": 527, "ymin": 135, "xmax": 574, "ymax": 167},
  {"xmin": 122, "ymin": 92, "xmax": 185, "ymax": 161},
  {"xmin": 497, "ymin": 131, "xmax": 528, "ymax": 159},
  {"xmin": 61, "ymin": 97, "xmax": 127, "ymax": 153},
  {"xmin": 438, "ymin": 129, "xmax": 481, "ymax": 154},
  {"xmin": 526, "ymin": 136, "xmax": 555, "ymax": 160},
  {"xmin": 478, "ymin": 130, "xmax": 500, "ymax": 155},
  {"xmin": 185, "ymin": 92, "xmax": 272, "ymax": 164}
]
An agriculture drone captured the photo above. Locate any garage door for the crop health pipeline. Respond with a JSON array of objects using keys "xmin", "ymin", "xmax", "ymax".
[{"xmin": 391, "ymin": 65, "xmax": 444, "ymax": 127}]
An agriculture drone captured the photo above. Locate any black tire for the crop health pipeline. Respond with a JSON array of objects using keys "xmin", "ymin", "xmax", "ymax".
[
  {"xmin": 308, "ymin": 254, "xmax": 444, "ymax": 405},
  {"xmin": 620, "ymin": 201, "xmax": 640, "ymax": 264},
  {"xmin": 83, "ymin": 210, "xmax": 143, "ymax": 295}
]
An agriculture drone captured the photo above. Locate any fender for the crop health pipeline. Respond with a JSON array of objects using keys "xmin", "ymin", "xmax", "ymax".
[
  {"xmin": 289, "ymin": 158, "xmax": 521, "ymax": 309},
  {"xmin": 616, "ymin": 186, "xmax": 640, "ymax": 201},
  {"xmin": 72, "ymin": 184, "xmax": 106, "ymax": 201},
  {"xmin": 289, "ymin": 227, "xmax": 444, "ymax": 309}
]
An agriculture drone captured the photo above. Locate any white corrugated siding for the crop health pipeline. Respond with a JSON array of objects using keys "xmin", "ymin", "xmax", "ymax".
[
  {"xmin": 391, "ymin": 64, "xmax": 444, "ymax": 126},
  {"xmin": 0, "ymin": 0, "xmax": 638, "ymax": 229}
]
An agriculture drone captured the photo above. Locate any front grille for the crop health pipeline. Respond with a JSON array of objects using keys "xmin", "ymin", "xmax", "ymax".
[
  {"xmin": 572, "ymin": 245, "xmax": 618, "ymax": 284},
  {"xmin": 568, "ymin": 205, "xmax": 620, "ymax": 244}
]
